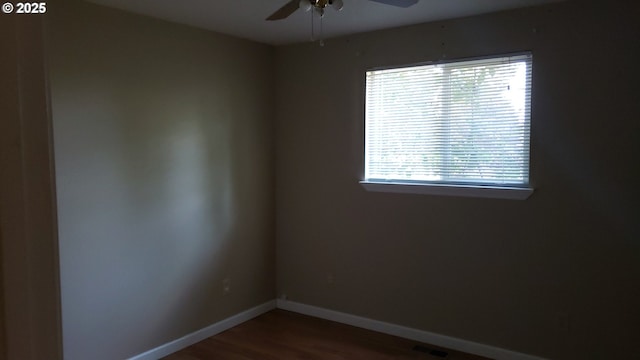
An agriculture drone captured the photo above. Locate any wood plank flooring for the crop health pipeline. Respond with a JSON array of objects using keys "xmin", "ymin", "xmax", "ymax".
[{"xmin": 162, "ymin": 309, "xmax": 491, "ymax": 360}]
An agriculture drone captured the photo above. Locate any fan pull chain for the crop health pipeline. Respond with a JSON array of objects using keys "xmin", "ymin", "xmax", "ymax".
[
  {"xmin": 310, "ymin": 7, "xmax": 315, "ymax": 41},
  {"xmin": 309, "ymin": 5, "xmax": 325, "ymax": 46},
  {"xmin": 319, "ymin": 13, "xmax": 324, "ymax": 46}
]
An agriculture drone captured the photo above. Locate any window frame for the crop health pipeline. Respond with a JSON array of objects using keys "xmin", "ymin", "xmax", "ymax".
[{"xmin": 360, "ymin": 53, "xmax": 534, "ymax": 200}]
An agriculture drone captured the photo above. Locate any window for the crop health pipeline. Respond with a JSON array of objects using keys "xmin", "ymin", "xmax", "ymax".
[{"xmin": 362, "ymin": 53, "xmax": 533, "ymax": 199}]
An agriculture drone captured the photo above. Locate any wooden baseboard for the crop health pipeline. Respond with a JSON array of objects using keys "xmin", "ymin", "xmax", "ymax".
[
  {"xmin": 128, "ymin": 300, "xmax": 276, "ymax": 360},
  {"xmin": 128, "ymin": 298, "xmax": 547, "ymax": 360},
  {"xmin": 276, "ymin": 299, "xmax": 547, "ymax": 360}
]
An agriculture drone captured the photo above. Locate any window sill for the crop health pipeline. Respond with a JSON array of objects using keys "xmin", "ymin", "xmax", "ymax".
[{"xmin": 359, "ymin": 181, "xmax": 533, "ymax": 200}]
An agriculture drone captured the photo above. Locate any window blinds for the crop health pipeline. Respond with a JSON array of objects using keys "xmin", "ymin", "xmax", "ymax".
[{"xmin": 365, "ymin": 54, "xmax": 532, "ymax": 186}]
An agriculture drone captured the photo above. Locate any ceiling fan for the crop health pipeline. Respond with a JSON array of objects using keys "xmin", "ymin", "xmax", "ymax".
[{"xmin": 266, "ymin": 0, "xmax": 419, "ymax": 21}]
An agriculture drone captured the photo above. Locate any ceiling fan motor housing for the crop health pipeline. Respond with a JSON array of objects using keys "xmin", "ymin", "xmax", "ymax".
[
  {"xmin": 269, "ymin": 0, "xmax": 408, "ymax": 22},
  {"xmin": 300, "ymin": 0, "xmax": 343, "ymax": 11}
]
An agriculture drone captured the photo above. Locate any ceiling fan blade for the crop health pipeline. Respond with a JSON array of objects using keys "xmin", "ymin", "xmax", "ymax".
[
  {"xmin": 367, "ymin": 0, "xmax": 419, "ymax": 8},
  {"xmin": 267, "ymin": 0, "xmax": 300, "ymax": 21}
]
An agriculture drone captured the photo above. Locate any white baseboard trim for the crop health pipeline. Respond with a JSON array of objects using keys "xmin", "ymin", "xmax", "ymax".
[
  {"xmin": 276, "ymin": 299, "xmax": 547, "ymax": 360},
  {"xmin": 128, "ymin": 300, "xmax": 276, "ymax": 360}
]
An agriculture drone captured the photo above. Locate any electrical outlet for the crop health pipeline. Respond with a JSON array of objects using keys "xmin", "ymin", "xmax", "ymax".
[{"xmin": 223, "ymin": 278, "xmax": 231, "ymax": 295}]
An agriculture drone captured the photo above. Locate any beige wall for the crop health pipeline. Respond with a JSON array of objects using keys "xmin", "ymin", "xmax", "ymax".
[
  {"xmin": 275, "ymin": 2, "xmax": 639, "ymax": 359},
  {"xmin": 48, "ymin": 1, "xmax": 275, "ymax": 359}
]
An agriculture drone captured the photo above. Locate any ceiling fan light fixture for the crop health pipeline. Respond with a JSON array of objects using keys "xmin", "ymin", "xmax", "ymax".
[
  {"xmin": 267, "ymin": 0, "xmax": 418, "ymax": 22},
  {"xmin": 299, "ymin": 0, "xmax": 312, "ymax": 12}
]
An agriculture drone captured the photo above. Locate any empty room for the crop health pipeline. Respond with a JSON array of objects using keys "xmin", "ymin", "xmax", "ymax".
[{"xmin": 1, "ymin": 0, "xmax": 638, "ymax": 359}]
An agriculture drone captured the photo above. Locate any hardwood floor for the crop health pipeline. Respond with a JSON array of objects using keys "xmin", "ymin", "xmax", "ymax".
[{"xmin": 162, "ymin": 310, "xmax": 491, "ymax": 360}]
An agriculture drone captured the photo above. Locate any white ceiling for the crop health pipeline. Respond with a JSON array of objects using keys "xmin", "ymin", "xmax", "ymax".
[{"xmin": 85, "ymin": 0, "xmax": 562, "ymax": 45}]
